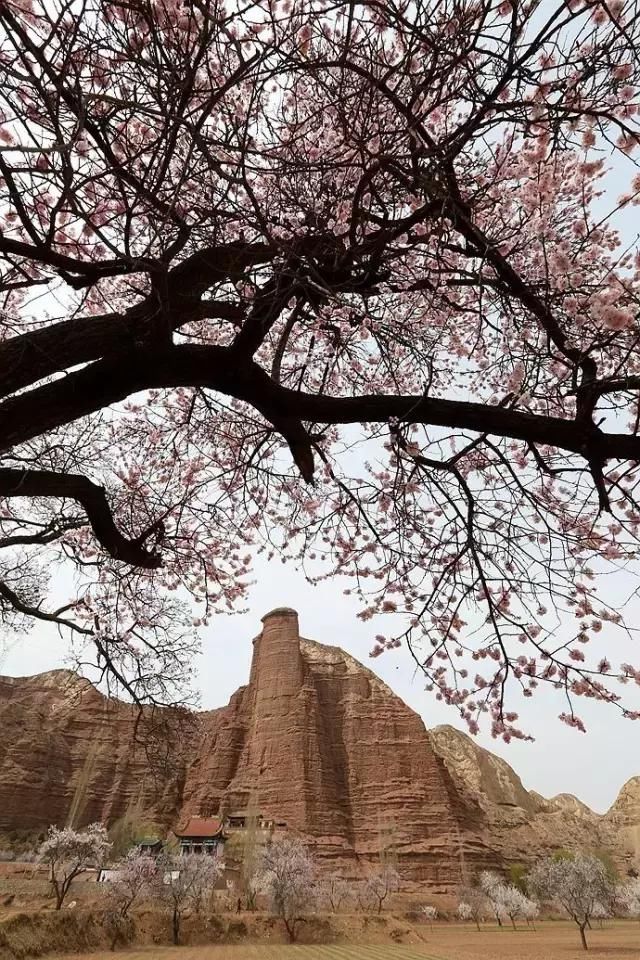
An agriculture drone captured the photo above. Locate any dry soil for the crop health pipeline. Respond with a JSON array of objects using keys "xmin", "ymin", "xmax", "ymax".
[{"xmin": 50, "ymin": 921, "xmax": 640, "ymax": 960}]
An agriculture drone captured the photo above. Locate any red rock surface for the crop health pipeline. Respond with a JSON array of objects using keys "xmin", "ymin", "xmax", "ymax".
[
  {"xmin": 428, "ymin": 725, "xmax": 634, "ymax": 871},
  {"xmin": 181, "ymin": 609, "xmax": 495, "ymax": 888},
  {"xmin": 0, "ymin": 670, "xmax": 186, "ymax": 837},
  {"xmin": 0, "ymin": 608, "xmax": 634, "ymax": 884}
]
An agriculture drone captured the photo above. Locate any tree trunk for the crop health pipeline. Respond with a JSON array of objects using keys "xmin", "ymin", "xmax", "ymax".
[
  {"xmin": 475, "ymin": 918, "xmax": 481, "ymax": 932},
  {"xmin": 172, "ymin": 907, "xmax": 180, "ymax": 946},
  {"xmin": 54, "ymin": 882, "xmax": 66, "ymax": 911},
  {"xmin": 579, "ymin": 922, "xmax": 588, "ymax": 951}
]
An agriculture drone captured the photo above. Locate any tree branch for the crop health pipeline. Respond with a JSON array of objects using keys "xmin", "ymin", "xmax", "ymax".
[
  {"xmin": 0, "ymin": 345, "xmax": 637, "ymax": 471},
  {"xmin": 0, "ymin": 579, "xmax": 91, "ymax": 633},
  {"xmin": 0, "ymin": 469, "xmax": 162, "ymax": 568}
]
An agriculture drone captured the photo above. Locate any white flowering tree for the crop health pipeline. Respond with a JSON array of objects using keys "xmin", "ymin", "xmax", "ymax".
[
  {"xmin": 102, "ymin": 850, "xmax": 159, "ymax": 949},
  {"xmin": 501, "ymin": 884, "xmax": 539, "ymax": 930},
  {"xmin": 257, "ymin": 836, "xmax": 316, "ymax": 942},
  {"xmin": 616, "ymin": 877, "xmax": 640, "ymax": 920},
  {"xmin": 529, "ymin": 854, "xmax": 614, "ymax": 950},
  {"xmin": 156, "ymin": 853, "xmax": 223, "ymax": 945},
  {"xmin": 421, "ymin": 904, "xmax": 438, "ymax": 930},
  {"xmin": 106, "ymin": 849, "xmax": 159, "ymax": 917},
  {"xmin": 315, "ymin": 875, "xmax": 352, "ymax": 913},
  {"xmin": 457, "ymin": 886, "xmax": 487, "ymax": 931},
  {"xmin": 479, "ymin": 871, "xmax": 506, "ymax": 926},
  {"xmin": 38, "ymin": 823, "xmax": 111, "ymax": 910},
  {"xmin": 479, "ymin": 870, "xmax": 538, "ymax": 930}
]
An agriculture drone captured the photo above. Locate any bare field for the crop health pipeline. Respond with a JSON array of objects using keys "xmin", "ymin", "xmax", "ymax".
[{"xmin": 50, "ymin": 922, "xmax": 640, "ymax": 960}]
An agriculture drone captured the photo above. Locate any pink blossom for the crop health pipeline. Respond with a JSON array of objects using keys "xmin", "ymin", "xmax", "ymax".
[{"xmin": 613, "ymin": 63, "xmax": 634, "ymax": 81}]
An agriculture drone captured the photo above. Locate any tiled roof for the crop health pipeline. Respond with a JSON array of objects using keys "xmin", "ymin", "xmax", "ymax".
[{"xmin": 175, "ymin": 817, "xmax": 223, "ymax": 838}]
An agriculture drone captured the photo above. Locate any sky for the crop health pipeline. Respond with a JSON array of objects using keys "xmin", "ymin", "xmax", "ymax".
[{"xmin": 1, "ymin": 550, "xmax": 637, "ymax": 816}]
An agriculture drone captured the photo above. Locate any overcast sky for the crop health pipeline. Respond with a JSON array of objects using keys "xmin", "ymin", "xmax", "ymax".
[{"xmin": 1, "ymin": 550, "xmax": 637, "ymax": 816}]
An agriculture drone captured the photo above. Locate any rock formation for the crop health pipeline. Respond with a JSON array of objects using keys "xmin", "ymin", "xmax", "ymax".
[
  {"xmin": 427, "ymin": 725, "xmax": 623, "ymax": 869},
  {"xmin": 603, "ymin": 777, "xmax": 640, "ymax": 864},
  {"xmin": 181, "ymin": 609, "xmax": 495, "ymax": 888},
  {"xmin": 0, "ymin": 670, "xmax": 186, "ymax": 837},
  {"xmin": 0, "ymin": 607, "xmax": 637, "ymax": 885}
]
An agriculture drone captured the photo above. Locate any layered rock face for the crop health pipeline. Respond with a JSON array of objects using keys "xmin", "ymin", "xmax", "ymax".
[
  {"xmin": 429, "ymin": 725, "xmax": 636, "ymax": 874},
  {"xmin": 0, "ymin": 671, "xmax": 185, "ymax": 836},
  {"xmin": 182, "ymin": 609, "xmax": 495, "ymax": 887},
  {"xmin": 603, "ymin": 777, "xmax": 640, "ymax": 863},
  {"xmin": 0, "ymin": 608, "xmax": 637, "ymax": 885}
]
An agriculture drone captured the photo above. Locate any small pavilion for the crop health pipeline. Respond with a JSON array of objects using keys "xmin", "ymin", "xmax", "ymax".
[{"xmin": 135, "ymin": 837, "xmax": 163, "ymax": 857}]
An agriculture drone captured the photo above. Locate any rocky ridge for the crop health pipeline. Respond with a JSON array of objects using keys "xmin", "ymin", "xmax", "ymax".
[
  {"xmin": 0, "ymin": 608, "xmax": 637, "ymax": 884},
  {"xmin": 429, "ymin": 724, "xmax": 636, "ymax": 872}
]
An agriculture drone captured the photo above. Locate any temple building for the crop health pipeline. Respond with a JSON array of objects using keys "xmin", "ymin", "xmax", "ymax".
[{"xmin": 174, "ymin": 816, "xmax": 225, "ymax": 855}]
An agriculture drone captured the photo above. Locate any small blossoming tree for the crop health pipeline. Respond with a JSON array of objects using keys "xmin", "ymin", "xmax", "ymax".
[
  {"xmin": 479, "ymin": 870, "xmax": 538, "ymax": 930},
  {"xmin": 106, "ymin": 849, "xmax": 159, "ymax": 917},
  {"xmin": 38, "ymin": 823, "xmax": 111, "ymax": 909},
  {"xmin": 102, "ymin": 850, "xmax": 159, "ymax": 949},
  {"xmin": 421, "ymin": 904, "xmax": 438, "ymax": 930},
  {"xmin": 616, "ymin": 876, "xmax": 640, "ymax": 920},
  {"xmin": 155, "ymin": 853, "xmax": 223, "ymax": 945},
  {"xmin": 457, "ymin": 885, "xmax": 487, "ymax": 931},
  {"xmin": 315, "ymin": 875, "xmax": 352, "ymax": 913},
  {"xmin": 363, "ymin": 864, "xmax": 401, "ymax": 915}
]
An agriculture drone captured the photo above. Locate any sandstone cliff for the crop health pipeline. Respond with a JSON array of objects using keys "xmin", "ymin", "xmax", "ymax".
[
  {"xmin": 0, "ymin": 608, "xmax": 636, "ymax": 886},
  {"xmin": 603, "ymin": 777, "xmax": 640, "ymax": 863},
  {"xmin": 428, "ymin": 724, "xmax": 635, "ymax": 873},
  {"xmin": 181, "ymin": 609, "xmax": 496, "ymax": 888},
  {"xmin": 0, "ymin": 670, "xmax": 186, "ymax": 837}
]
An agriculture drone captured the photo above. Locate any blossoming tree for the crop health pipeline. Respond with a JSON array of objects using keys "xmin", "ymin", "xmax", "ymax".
[
  {"xmin": 106, "ymin": 849, "xmax": 159, "ymax": 918},
  {"xmin": 480, "ymin": 870, "xmax": 538, "ymax": 929},
  {"xmin": 257, "ymin": 835, "xmax": 316, "ymax": 942},
  {"xmin": 457, "ymin": 885, "xmax": 488, "ymax": 930},
  {"xmin": 1, "ymin": 0, "xmax": 640, "ymax": 735},
  {"xmin": 102, "ymin": 850, "xmax": 159, "ymax": 949},
  {"xmin": 155, "ymin": 852, "xmax": 223, "ymax": 944},
  {"xmin": 529, "ymin": 853, "xmax": 614, "ymax": 950},
  {"xmin": 38, "ymin": 823, "xmax": 111, "ymax": 909},
  {"xmin": 617, "ymin": 876, "xmax": 640, "ymax": 920}
]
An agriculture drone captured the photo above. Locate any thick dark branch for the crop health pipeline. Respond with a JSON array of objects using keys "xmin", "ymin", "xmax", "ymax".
[
  {"xmin": 0, "ymin": 344, "xmax": 637, "ymax": 469},
  {"xmin": 0, "ymin": 469, "xmax": 162, "ymax": 568},
  {"xmin": 593, "ymin": 375, "xmax": 640, "ymax": 396},
  {"xmin": 0, "ymin": 239, "xmax": 270, "ymax": 400},
  {"xmin": 231, "ymin": 273, "xmax": 298, "ymax": 357},
  {"xmin": 0, "ymin": 299, "xmax": 243, "ymax": 402},
  {"xmin": 0, "ymin": 235, "xmax": 151, "ymax": 283}
]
